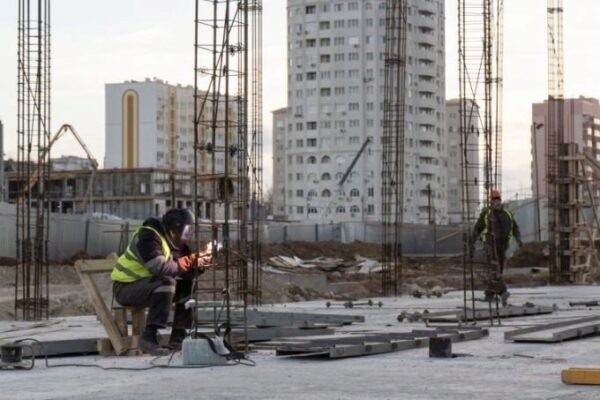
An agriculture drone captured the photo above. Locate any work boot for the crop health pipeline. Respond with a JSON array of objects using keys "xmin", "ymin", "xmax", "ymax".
[
  {"xmin": 167, "ymin": 328, "xmax": 187, "ymax": 351},
  {"xmin": 139, "ymin": 327, "xmax": 170, "ymax": 356}
]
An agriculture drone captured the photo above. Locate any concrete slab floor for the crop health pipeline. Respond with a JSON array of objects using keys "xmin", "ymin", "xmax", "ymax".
[{"xmin": 2, "ymin": 286, "xmax": 600, "ymax": 399}]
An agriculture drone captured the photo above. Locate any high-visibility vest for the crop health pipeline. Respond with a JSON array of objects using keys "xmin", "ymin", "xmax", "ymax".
[
  {"xmin": 481, "ymin": 208, "xmax": 515, "ymax": 242},
  {"xmin": 111, "ymin": 226, "xmax": 171, "ymax": 283}
]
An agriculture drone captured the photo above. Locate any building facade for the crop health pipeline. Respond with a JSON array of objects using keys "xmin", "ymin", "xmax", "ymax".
[
  {"xmin": 272, "ymin": 108, "xmax": 288, "ymax": 220},
  {"xmin": 531, "ymin": 97, "xmax": 600, "ymax": 199},
  {"xmin": 275, "ymin": 0, "xmax": 447, "ymax": 223},
  {"xmin": 105, "ymin": 78, "xmax": 235, "ymax": 176}
]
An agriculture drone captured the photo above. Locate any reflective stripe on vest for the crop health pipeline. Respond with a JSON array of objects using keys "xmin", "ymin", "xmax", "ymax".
[
  {"xmin": 111, "ymin": 226, "xmax": 171, "ymax": 283},
  {"xmin": 481, "ymin": 208, "xmax": 515, "ymax": 242}
]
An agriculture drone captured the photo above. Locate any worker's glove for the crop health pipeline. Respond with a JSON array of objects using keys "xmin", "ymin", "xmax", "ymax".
[
  {"xmin": 193, "ymin": 252, "xmax": 213, "ymax": 272},
  {"xmin": 177, "ymin": 255, "xmax": 194, "ymax": 273},
  {"xmin": 516, "ymin": 238, "xmax": 523, "ymax": 248}
]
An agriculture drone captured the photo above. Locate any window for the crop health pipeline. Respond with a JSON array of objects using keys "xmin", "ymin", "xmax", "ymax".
[
  {"xmin": 320, "ymin": 88, "xmax": 331, "ymax": 96},
  {"xmin": 296, "ymin": 73, "xmax": 303, "ymax": 81},
  {"xmin": 334, "ymin": 87, "xmax": 345, "ymax": 95},
  {"xmin": 334, "ymin": 53, "xmax": 345, "ymax": 62},
  {"xmin": 349, "ymin": 136, "xmax": 360, "ymax": 144},
  {"xmin": 334, "ymin": 70, "xmax": 345, "ymax": 79},
  {"xmin": 306, "ymin": 39, "xmax": 316, "ymax": 48},
  {"xmin": 296, "ymin": 139, "xmax": 303, "ymax": 147},
  {"xmin": 368, "ymin": 188, "xmax": 374, "ymax": 197},
  {"xmin": 320, "ymin": 38, "xmax": 331, "ymax": 46},
  {"xmin": 336, "ymin": 206, "xmax": 346, "ymax": 213},
  {"xmin": 296, "ymin": 189, "xmax": 304, "ymax": 197},
  {"xmin": 351, "ymin": 206, "xmax": 360, "ymax": 213},
  {"xmin": 320, "ymin": 21, "xmax": 330, "ymax": 29},
  {"xmin": 305, "ymin": 5, "xmax": 316, "ymax": 14},
  {"xmin": 320, "ymin": 54, "xmax": 331, "ymax": 63},
  {"xmin": 348, "ymin": 2, "xmax": 359, "ymax": 11},
  {"xmin": 321, "ymin": 172, "xmax": 331, "ymax": 180},
  {"xmin": 297, "ymin": 206, "xmax": 304, "ymax": 214},
  {"xmin": 350, "ymin": 188, "xmax": 360, "ymax": 197},
  {"xmin": 308, "ymin": 207, "xmax": 318, "ymax": 214},
  {"xmin": 308, "ymin": 189, "xmax": 318, "ymax": 198},
  {"xmin": 367, "ymin": 204, "xmax": 375, "ymax": 214},
  {"xmin": 322, "ymin": 189, "xmax": 331, "ymax": 197},
  {"xmin": 296, "ymin": 155, "xmax": 303, "ymax": 164},
  {"xmin": 334, "ymin": 20, "xmax": 345, "ymax": 28},
  {"xmin": 349, "ymin": 102, "xmax": 359, "ymax": 111},
  {"xmin": 307, "ymin": 122, "xmax": 317, "ymax": 130},
  {"xmin": 296, "ymin": 173, "xmax": 303, "ymax": 181},
  {"xmin": 334, "ymin": 37, "xmax": 345, "ymax": 46},
  {"xmin": 307, "ymin": 138, "xmax": 317, "ymax": 147},
  {"xmin": 320, "ymin": 71, "xmax": 331, "ymax": 79},
  {"xmin": 334, "ymin": 3, "xmax": 343, "ymax": 12},
  {"xmin": 348, "ymin": 69, "xmax": 359, "ymax": 78},
  {"xmin": 321, "ymin": 155, "xmax": 331, "ymax": 163},
  {"xmin": 296, "ymin": 122, "xmax": 303, "ymax": 131},
  {"xmin": 348, "ymin": 19, "xmax": 359, "ymax": 28},
  {"xmin": 307, "ymin": 156, "xmax": 317, "ymax": 164},
  {"xmin": 349, "ymin": 120, "xmax": 360, "ymax": 128}
]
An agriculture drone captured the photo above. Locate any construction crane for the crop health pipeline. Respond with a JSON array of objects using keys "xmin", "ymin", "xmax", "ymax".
[
  {"xmin": 24, "ymin": 124, "xmax": 99, "ymax": 212},
  {"xmin": 319, "ymin": 138, "xmax": 371, "ymax": 219}
]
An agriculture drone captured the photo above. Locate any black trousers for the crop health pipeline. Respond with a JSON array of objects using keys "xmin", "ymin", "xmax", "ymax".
[{"xmin": 113, "ymin": 275, "xmax": 193, "ymax": 330}]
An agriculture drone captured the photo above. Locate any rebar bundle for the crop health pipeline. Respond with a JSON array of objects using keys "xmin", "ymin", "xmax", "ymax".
[
  {"xmin": 458, "ymin": 0, "xmax": 504, "ymax": 315},
  {"xmin": 381, "ymin": 0, "xmax": 408, "ymax": 296},
  {"xmin": 193, "ymin": 0, "xmax": 262, "ymax": 337},
  {"xmin": 546, "ymin": 0, "xmax": 567, "ymax": 282},
  {"xmin": 15, "ymin": 0, "xmax": 51, "ymax": 320}
]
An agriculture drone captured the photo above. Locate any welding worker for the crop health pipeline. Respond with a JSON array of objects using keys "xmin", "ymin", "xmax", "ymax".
[
  {"xmin": 110, "ymin": 208, "xmax": 211, "ymax": 356},
  {"xmin": 470, "ymin": 190, "xmax": 522, "ymax": 305}
]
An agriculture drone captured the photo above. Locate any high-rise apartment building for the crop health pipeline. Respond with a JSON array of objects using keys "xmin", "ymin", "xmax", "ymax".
[
  {"xmin": 274, "ymin": 0, "xmax": 447, "ymax": 223},
  {"xmin": 531, "ymin": 97, "xmax": 600, "ymax": 199},
  {"xmin": 272, "ymin": 108, "xmax": 288, "ymax": 220},
  {"xmin": 105, "ymin": 78, "xmax": 235, "ymax": 176}
]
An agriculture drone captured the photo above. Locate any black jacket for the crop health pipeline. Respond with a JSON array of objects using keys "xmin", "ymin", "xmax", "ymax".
[
  {"xmin": 134, "ymin": 217, "xmax": 191, "ymax": 277},
  {"xmin": 473, "ymin": 206, "xmax": 521, "ymax": 248}
]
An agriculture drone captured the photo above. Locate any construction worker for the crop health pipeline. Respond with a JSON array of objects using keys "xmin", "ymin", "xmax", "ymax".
[
  {"xmin": 470, "ymin": 190, "xmax": 522, "ymax": 305},
  {"xmin": 111, "ymin": 208, "xmax": 211, "ymax": 355}
]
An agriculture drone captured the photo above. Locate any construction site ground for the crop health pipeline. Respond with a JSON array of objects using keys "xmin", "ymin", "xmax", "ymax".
[
  {"xmin": 0, "ymin": 241, "xmax": 549, "ymax": 320},
  {"xmin": 2, "ymin": 285, "xmax": 600, "ymax": 399}
]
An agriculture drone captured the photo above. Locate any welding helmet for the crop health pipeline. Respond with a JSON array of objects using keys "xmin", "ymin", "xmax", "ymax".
[
  {"xmin": 162, "ymin": 208, "xmax": 195, "ymax": 249},
  {"xmin": 490, "ymin": 189, "xmax": 501, "ymax": 200}
]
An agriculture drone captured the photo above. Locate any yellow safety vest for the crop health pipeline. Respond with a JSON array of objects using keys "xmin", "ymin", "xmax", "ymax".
[
  {"xmin": 111, "ymin": 226, "xmax": 171, "ymax": 283},
  {"xmin": 481, "ymin": 208, "xmax": 515, "ymax": 242}
]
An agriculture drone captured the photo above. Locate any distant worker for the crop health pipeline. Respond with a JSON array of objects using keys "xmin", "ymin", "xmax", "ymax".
[
  {"xmin": 470, "ymin": 190, "xmax": 522, "ymax": 305},
  {"xmin": 111, "ymin": 208, "xmax": 211, "ymax": 355}
]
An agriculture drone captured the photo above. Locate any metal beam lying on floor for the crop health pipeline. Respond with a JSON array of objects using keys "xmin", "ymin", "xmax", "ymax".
[
  {"xmin": 505, "ymin": 316, "xmax": 600, "ymax": 342},
  {"xmin": 230, "ymin": 326, "xmax": 335, "ymax": 343},
  {"xmin": 428, "ymin": 304, "xmax": 554, "ymax": 323},
  {"xmin": 274, "ymin": 327, "xmax": 488, "ymax": 359},
  {"xmin": 196, "ymin": 310, "xmax": 365, "ymax": 328}
]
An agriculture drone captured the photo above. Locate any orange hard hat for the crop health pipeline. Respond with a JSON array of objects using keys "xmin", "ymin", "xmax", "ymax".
[{"xmin": 490, "ymin": 189, "xmax": 501, "ymax": 199}]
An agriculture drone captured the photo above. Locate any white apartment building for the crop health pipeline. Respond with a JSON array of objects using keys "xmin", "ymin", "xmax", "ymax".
[
  {"xmin": 105, "ymin": 78, "xmax": 235, "ymax": 176},
  {"xmin": 274, "ymin": 0, "xmax": 447, "ymax": 224}
]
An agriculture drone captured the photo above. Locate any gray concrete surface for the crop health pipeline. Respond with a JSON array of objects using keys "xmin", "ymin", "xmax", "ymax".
[{"xmin": 2, "ymin": 286, "xmax": 600, "ymax": 399}]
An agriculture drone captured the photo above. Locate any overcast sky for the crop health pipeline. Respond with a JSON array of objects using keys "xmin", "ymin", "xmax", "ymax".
[{"xmin": 1, "ymin": 1, "xmax": 600, "ymax": 197}]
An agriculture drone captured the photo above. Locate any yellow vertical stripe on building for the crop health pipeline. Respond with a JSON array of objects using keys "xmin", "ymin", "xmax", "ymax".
[{"xmin": 122, "ymin": 90, "xmax": 139, "ymax": 168}]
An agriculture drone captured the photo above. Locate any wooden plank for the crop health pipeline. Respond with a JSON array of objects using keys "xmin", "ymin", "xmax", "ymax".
[
  {"xmin": 75, "ymin": 264, "xmax": 127, "ymax": 355},
  {"xmin": 562, "ymin": 368, "xmax": 600, "ymax": 385},
  {"xmin": 75, "ymin": 259, "xmax": 115, "ymax": 274}
]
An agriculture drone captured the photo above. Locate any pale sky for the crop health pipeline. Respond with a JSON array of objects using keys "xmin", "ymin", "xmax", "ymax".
[{"xmin": 1, "ymin": 1, "xmax": 600, "ymax": 198}]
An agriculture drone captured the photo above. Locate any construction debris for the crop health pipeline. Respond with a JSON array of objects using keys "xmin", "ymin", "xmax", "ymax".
[
  {"xmin": 267, "ymin": 255, "xmax": 381, "ymax": 274},
  {"xmin": 562, "ymin": 368, "xmax": 600, "ymax": 385},
  {"xmin": 273, "ymin": 327, "xmax": 488, "ymax": 359},
  {"xmin": 505, "ymin": 316, "xmax": 600, "ymax": 342}
]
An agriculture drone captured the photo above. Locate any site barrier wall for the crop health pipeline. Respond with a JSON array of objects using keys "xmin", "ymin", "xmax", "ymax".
[{"xmin": 0, "ymin": 199, "xmax": 556, "ymax": 260}]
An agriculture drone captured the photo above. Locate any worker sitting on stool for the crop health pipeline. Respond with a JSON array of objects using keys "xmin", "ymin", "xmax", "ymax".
[
  {"xmin": 470, "ymin": 190, "xmax": 522, "ymax": 306},
  {"xmin": 110, "ymin": 208, "xmax": 211, "ymax": 355}
]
